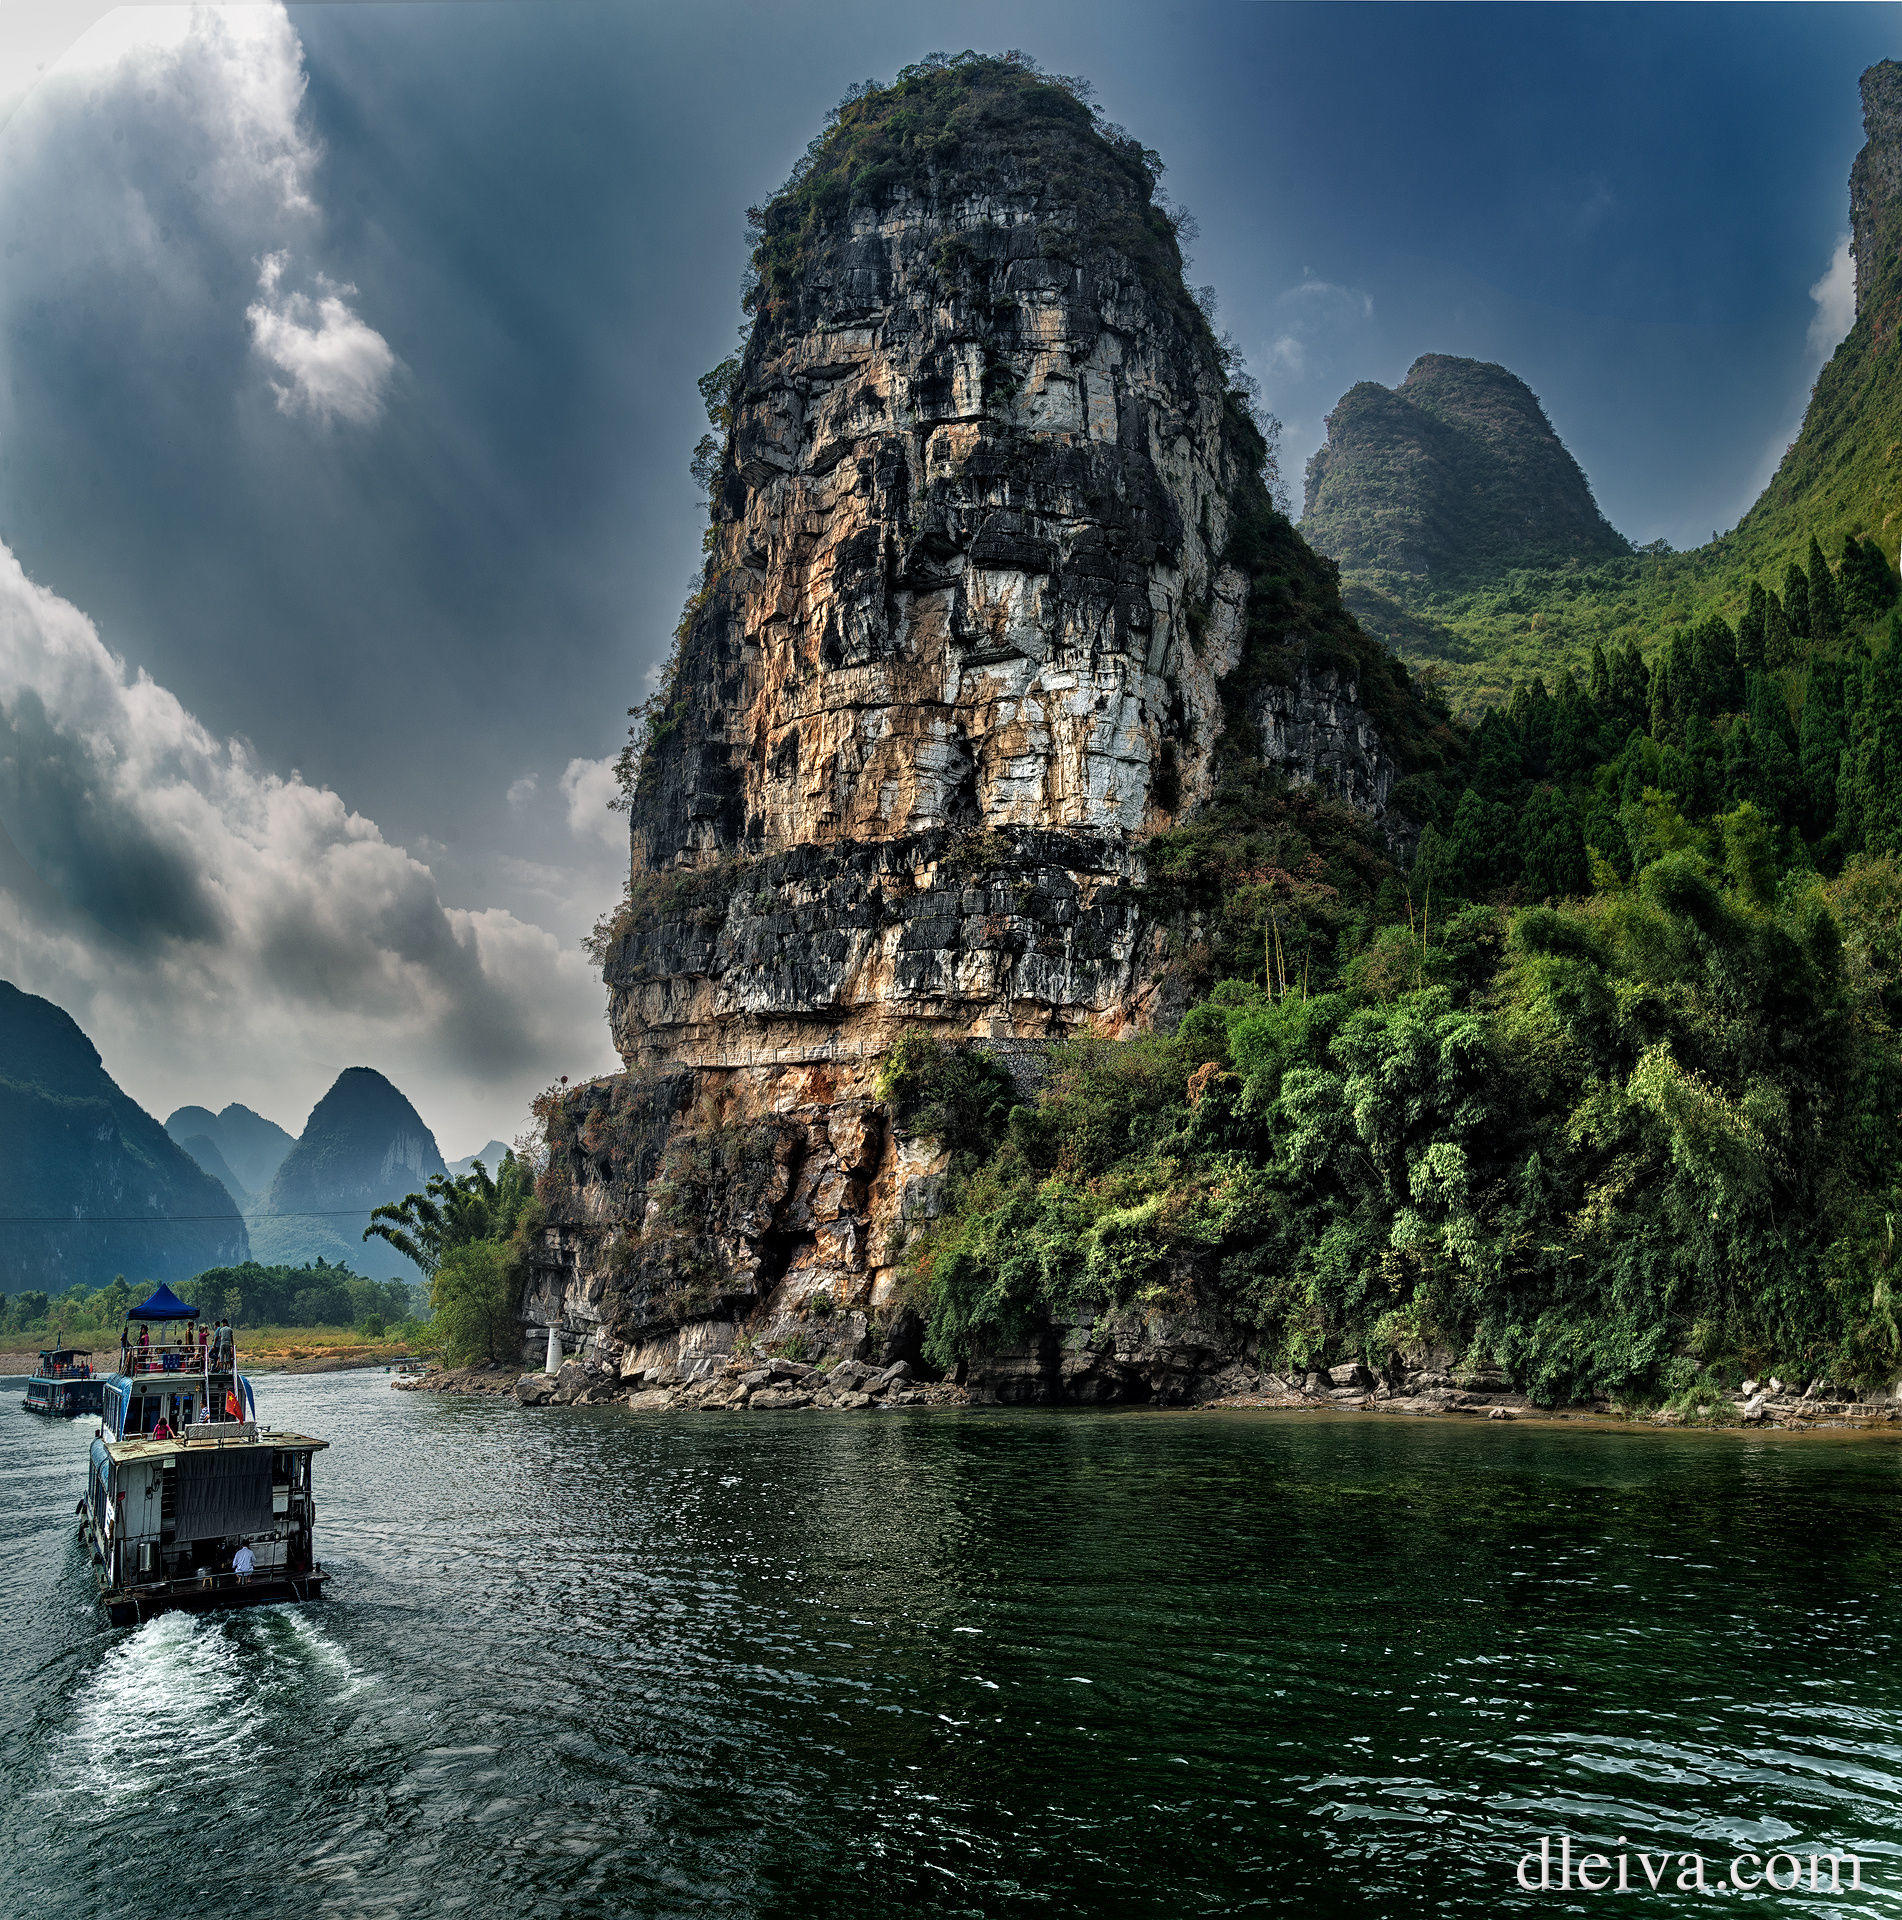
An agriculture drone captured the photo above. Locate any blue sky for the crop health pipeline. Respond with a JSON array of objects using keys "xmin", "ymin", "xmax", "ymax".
[{"xmin": 0, "ymin": 1, "xmax": 1892, "ymax": 1147}]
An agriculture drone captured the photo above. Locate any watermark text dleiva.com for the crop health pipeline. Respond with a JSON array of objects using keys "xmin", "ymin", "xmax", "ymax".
[{"xmin": 1517, "ymin": 1837, "xmax": 1866, "ymax": 1894}]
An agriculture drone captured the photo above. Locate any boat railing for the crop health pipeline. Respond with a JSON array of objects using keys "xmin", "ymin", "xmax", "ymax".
[
  {"xmin": 121, "ymin": 1350, "xmax": 219, "ymax": 1376},
  {"xmin": 113, "ymin": 1565, "xmax": 318, "ymax": 1604}
]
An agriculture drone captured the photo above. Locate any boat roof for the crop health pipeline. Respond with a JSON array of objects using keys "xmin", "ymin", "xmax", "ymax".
[
  {"xmin": 102, "ymin": 1429, "xmax": 328, "ymax": 1463},
  {"xmin": 39, "ymin": 1348, "xmax": 92, "ymax": 1361},
  {"xmin": 127, "ymin": 1282, "xmax": 199, "ymax": 1321}
]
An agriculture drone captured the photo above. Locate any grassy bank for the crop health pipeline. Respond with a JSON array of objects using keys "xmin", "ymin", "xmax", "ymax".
[{"xmin": 0, "ymin": 1323, "xmax": 436, "ymax": 1375}]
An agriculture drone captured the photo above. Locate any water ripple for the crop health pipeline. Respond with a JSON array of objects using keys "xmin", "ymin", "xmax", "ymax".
[{"xmin": 7, "ymin": 1381, "xmax": 1902, "ymax": 1914}]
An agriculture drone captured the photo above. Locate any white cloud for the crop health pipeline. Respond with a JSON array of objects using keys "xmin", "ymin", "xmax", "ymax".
[
  {"xmin": 0, "ymin": 4, "xmax": 391, "ymax": 428},
  {"xmin": 247, "ymin": 249, "xmax": 396, "ymax": 424},
  {"xmin": 506, "ymin": 773, "xmax": 539, "ymax": 810},
  {"xmin": 0, "ymin": 539, "xmax": 613, "ymax": 1146},
  {"xmin": 1808, "ymin": 233, "xmax": 1855, "ymax": 359},
  {"xmin": 559, "ymin": 754, "xmax": 625, "ymax": 853},
  {"xmin": 1281, "ymin": 278, "xmax": 1374, "ymax": 322}
]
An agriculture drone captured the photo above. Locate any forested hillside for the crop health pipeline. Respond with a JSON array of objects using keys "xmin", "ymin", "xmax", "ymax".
[
  {"xmin": 902, "ymin": 532, "xmax": 1902, "ymax": 1408},
  {"xmin": 1335, "ymin": 61, "xmax": 1902, "ymax": 713}
]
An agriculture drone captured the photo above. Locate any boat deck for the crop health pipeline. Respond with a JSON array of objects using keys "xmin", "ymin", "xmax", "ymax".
[
  {"xmin": 101, "ymin": 1424, "xmax": 328, "ymax": 1465},
  {"xmin": 94, "ymin": 1556, "xmax": 327, "ymax": 1627}
]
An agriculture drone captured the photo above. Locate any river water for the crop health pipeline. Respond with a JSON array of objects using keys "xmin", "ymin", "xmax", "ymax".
[{"xmin": 5, "ymin": 1372, "xmax": 1902, "ymax": 1917}]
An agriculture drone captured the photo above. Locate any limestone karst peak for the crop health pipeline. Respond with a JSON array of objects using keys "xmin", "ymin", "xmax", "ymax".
[{"xmin": 531, "ymin": 55, "xmax": 1454, "ymax": 1389}]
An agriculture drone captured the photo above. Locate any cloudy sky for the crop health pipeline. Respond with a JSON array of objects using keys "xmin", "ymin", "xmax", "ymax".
[{"xmin": 0, "ymin": 1, "xmax": 1894, "ymax": 1154}]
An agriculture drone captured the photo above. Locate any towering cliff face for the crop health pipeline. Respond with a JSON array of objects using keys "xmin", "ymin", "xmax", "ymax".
[
  {"xmin": 529, "ymin": 57, "xmax": 1447, "ymax": 1396},
  {"xmin": 617, "ymin": 83, "xmax": 1258, "ymax": 1073},
  {"xmin": 1852, "ymin": 60, "xmax": 1902, "ymax": 316},
  {"xmin": 1302, "ymin": 355, "xmax": 1628, "ymax": 581}
]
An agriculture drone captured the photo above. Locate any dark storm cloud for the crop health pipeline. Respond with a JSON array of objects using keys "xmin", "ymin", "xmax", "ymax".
[
  {"xmin": 0, "ymin": 531, "xmax": 609, "ymax": 1143},
  {"xmin": 0, "ymin": 0, "xmax": 1893, "ymax": 1146},
  {"xmin": 0, "ymin": 685, "xmax": 224, "ymax": 946}
]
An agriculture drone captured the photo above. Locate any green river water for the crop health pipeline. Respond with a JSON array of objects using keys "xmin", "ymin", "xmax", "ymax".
[{"xmin": 4, "ymin": 1370, "xmax": 1902, "ymax": 1917}]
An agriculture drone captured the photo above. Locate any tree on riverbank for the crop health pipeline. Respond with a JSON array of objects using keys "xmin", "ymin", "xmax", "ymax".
[{"xmin": 368, "ymin": 1154, "xmax": 541, "ymax": 1366}]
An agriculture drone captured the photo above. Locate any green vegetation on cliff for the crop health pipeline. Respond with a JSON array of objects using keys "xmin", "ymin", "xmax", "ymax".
[{"xmin": 903, "ymin": 554, "xmax": 1902, "ymax": 1403}]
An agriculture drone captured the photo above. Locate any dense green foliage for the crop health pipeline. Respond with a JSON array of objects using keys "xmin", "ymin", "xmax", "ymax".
[
  {"xmin": 370, "ymin": 1154, "xmax": 542, "ymax": 1367},
  {"xmin": 906, "ymin": 533, "xmax": 1902, "ymax": 1403},
  {"xmin": 877, "ymin": 1033, "xmax": 1017, "ymax": 1167},
  {"xmin": 181, "ymin": 1262, "xmax": 419, "ymax": 1332},
  {"xmin": 1, "ymin": 1262, "xmax": 421, "ymax": 1343}
]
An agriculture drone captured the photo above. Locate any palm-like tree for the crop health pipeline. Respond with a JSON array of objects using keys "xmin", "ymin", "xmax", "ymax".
[{"xmin": 364, "ymin": 1153, "xmax": 532, "ymax": 1277}]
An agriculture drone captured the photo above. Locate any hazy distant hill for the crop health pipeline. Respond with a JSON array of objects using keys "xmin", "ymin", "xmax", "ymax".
[
  {"xmin": 448, "ymin": 1140, "xmax": 512, "ymax": 1180},
  {"xmin": 0, "ymin": 980, "xmax": 248, "ymax": 1294},
  {"xmin": 172, "ymin": 1129, "xmax": 248, "ymax": 1205},
  {"xmin": 166, "ymin": 1102, "xmax": 295, "ymax": 1196},
  {"xmin": 247, "ymin": 1068, "xmax": 446, "ymax": 1282}
]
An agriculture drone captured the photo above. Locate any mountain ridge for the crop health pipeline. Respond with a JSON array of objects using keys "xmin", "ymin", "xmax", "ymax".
[
  {"xmin": 0, "ymin": 980, "xmax": 248, "ymax": 1293},
  {"xmin": 249, "ymin": 1067, "xmax": 445, "ymax": 1281}
]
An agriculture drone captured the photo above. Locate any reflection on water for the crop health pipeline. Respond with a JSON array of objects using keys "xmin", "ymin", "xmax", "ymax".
[{"xmin": 5, "ymin": 1375, "xmax": 1902, "ymax": 1915}]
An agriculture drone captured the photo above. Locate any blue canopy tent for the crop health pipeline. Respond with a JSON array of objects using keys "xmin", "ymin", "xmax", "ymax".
[{"xmin": 127, "ymin": 1283, "xmax": 200, "ymax": 1321}]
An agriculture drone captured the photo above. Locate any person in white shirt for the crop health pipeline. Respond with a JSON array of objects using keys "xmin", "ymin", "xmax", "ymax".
[{"xmin": 232, "ymin": 1543, "xmax": 255, "ymax": 1581}]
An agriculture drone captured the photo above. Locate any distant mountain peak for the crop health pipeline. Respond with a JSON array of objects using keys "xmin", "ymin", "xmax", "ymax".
[
  {"xmin": 1301, "ymin": 353, "xmax": 1629, "ymax": 580},
  {"xmin": 0, "ymin": 979, "xmax": 247, "ymax": 1291},
  {"xmin": 448, "ymin": 1139, "xmax": 513, "ymax": 1180},
  {"xmin": 252, "ymin": 1066, "xmax": 445, "ymax": 1281}
]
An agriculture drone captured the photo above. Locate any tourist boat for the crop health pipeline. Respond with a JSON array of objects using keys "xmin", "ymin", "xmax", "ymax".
[
  {"xmin": 79, "ymin": 1284, "xmax": 328, "ymax": 1626},
  {"xmin": 22, "ymin": 1347, "xmax": 104, "ymax": 1418}
]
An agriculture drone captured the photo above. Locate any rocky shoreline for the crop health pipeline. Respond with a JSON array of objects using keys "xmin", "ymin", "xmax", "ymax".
[{"xmin": 396, "ymin": 1355, "xmax": 1902, "ymax": 1434}]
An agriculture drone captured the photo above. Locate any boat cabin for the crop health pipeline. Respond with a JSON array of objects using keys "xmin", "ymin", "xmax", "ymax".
[
  {"xmin": 80, "ymin": 1284, "xmax": 327, "ymax": 1625},
  {"xmin": 22, "ymin": 1348, "xmax": 104, "ymax": 1419}
]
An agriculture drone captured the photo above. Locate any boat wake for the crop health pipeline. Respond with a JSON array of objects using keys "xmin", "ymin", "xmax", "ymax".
[
  {"xmin": 275, "ymin": 1606, "xmax": 377, "ymax": 1701},
  {"xmin": 47, "ymin": 1603, "xmax": 374, "ymax": 1820},
  {"xmin": 57, "ymin": 1613, "xmax": 258, "ymax": 1808}
]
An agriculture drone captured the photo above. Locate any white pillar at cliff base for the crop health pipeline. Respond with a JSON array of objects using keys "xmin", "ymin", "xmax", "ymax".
[{"xmin": 545, "ymin": 1326, "xmax": 560, "ymax": 1375}]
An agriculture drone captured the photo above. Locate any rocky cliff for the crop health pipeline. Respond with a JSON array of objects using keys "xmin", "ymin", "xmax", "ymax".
[
  {"xmin": 1302, "ymin": 354, "xmax": 1628, "ymax": 580},
  {"xmin": 1852, "ymin": 60, "xmax": 1902, "ymax": 316},
  {"xmin": 525, "ymin": 56, "xmax": 1451, "ymax": 1400}
]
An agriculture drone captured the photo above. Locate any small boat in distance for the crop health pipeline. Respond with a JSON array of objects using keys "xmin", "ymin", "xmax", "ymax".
[
  {"xmin": 22, "ymin": 1348, "xmax": 104, "ymax": 1419},
  {"xmin": 80, "ymin": 1284, "xmax": 328, "ymax": 1627}
]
